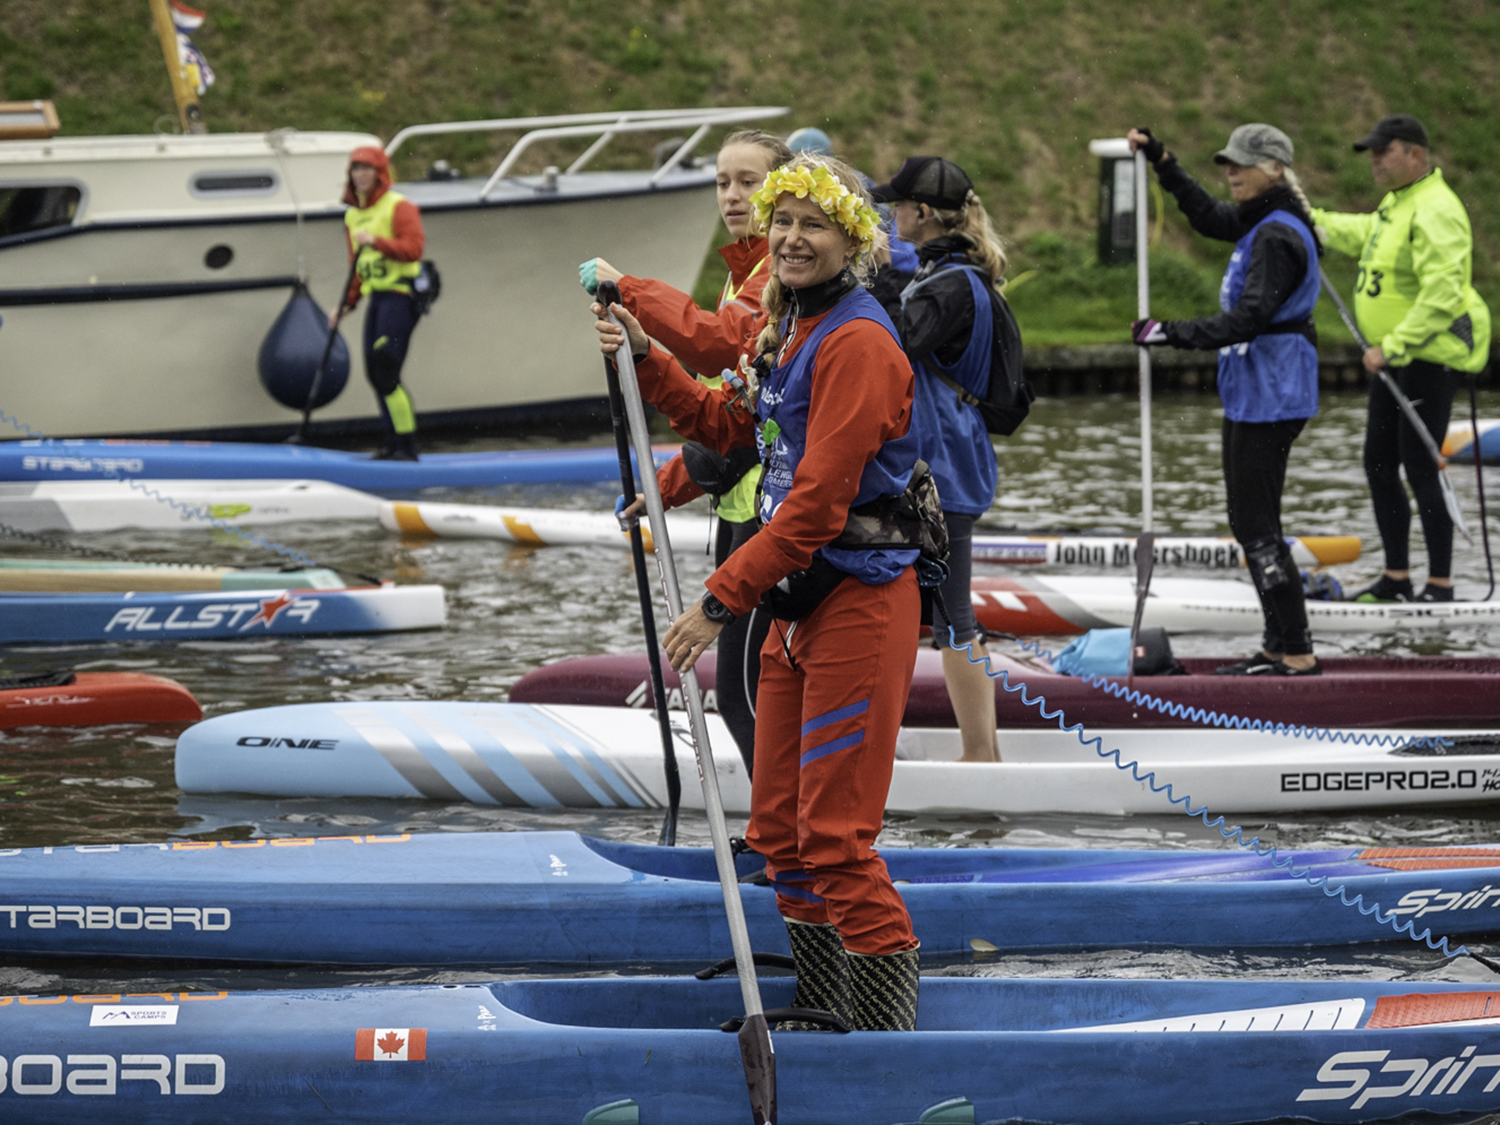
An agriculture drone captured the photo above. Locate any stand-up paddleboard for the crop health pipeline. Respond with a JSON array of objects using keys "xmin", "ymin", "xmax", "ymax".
[
  {"xmin": 1444, "ymin": 418, "xmax": 1500, "ymax": 462},
  {"xmin": 0, "ymin": 479, "xmax": 382, "ymax": 532},
  {"xmin": 380, "ymin": 498, "xmax": 1363, "ymax": 569},
  {"xmin": 0, "ymin": 584, "xmax": 445, "ymax": 644},
  {"xmin": 510, "ymin": 649, "xmax": 1500, "ymax": 730},
  {"xmin": 5, "ymin": 975, "xmax": 1500, "ymax": 1124},
  {"xmin": 0, "ymin": 439, "xmax": 678, "ymax": 491},
  {"xmin": 174, "ymin": 700, "xmax": 1500, "ymax": 815},
  {"xmin": 0, "ymin": 671, "xmax": 200, "ymax": 728},
  {"xmin": 4, "ymin": 830, "xmax": 1500, "ymax": 963},
  {"xmin": 971, "ymin": 574, "xmax": 1500, "ymax": 635},
  {"xmin": 0, "ymin": 559, "xmax": 345, "ymax": 593}
]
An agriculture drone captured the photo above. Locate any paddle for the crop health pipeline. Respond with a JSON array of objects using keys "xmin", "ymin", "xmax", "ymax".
[
  {"xmin": 1467, "ymin": 377, "xmax": 1496, "ymax": 600},
  {"xmin": 599, "ymin": 290, "xmax": 776, "ymax": 1125},
  {"xmin": 287, "ymin": 255, "xmax": 360, "ymax": 446},
  {"xmin": 1134, "ymin": 147, "xmax": 1155, "ymax": 532},
  {"xmin": 1127, "ymin": 532, "xmax": 1155, "ymax": 691},
  {"xmin": 1318, "ymin": 269, "xmax": 1473, "ymax": 545},
  {"xmin": 597, "ymin": 281, "xmax": 681, "ymax": 846}
]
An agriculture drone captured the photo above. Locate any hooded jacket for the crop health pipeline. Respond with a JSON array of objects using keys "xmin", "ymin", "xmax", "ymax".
[{"xmin": 341, "ymin": 145, "xmax": 425, "ymax": 309}]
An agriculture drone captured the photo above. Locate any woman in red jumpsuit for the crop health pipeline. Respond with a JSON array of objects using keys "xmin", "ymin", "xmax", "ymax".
[{"xmin": 594, "ymin": 153, "xmax": 924, "ymax": 1031}]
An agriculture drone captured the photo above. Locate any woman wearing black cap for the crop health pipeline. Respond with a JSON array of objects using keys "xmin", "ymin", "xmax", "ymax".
[
  {"xmin": 1127, "ymin": 124, "xmax": 1322, "ymax": 676},
  {"xmin": 871, "ymin": 157, "xmax": 1014, "ymax": 758}
]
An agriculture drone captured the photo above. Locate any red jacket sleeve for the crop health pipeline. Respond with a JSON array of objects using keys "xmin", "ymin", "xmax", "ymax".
[
  {"xmin": 618, "ymin": 275, "xmax": 760, "ymax": 377},
  {"xmin": 632, "ymin": 344, "xmax": 758, "ymax": 453},
  {"xmin": 705, "ymin": 319, "xmax": 915, "ymax": 617},
  {"xmin": 655, "ymin": 455, "xmax": 705, "ymax": 510},
  {"xmin": 374, "ymin": 199, "xmax": 425, "ymax": 262}
]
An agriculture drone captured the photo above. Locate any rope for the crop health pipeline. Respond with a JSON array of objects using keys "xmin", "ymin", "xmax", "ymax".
[{"xmin": 956, "ymin": 628, "xmax": 1483, "ymax": 963}]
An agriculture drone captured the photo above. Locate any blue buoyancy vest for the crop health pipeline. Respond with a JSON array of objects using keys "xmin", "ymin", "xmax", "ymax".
[
  {"xmin": 757, "ymin": 286, "xmax": 920, "ymax": 584},
  {"xmin": 901, "ymin": 262, "xmax": 999, "ymax": 516},
  {"xmin": 1216, "ymin": 210, "xmax": 1321, "ymax": 423}
]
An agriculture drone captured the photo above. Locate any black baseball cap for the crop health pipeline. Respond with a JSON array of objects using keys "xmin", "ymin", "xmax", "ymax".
[
  {"xmin": 1353, "ymin": 114, "xmax": 1429, "ymax": 152},
  {"xmin": 870, "ymin": 157, "xmax": 973, "ymax": 210}
]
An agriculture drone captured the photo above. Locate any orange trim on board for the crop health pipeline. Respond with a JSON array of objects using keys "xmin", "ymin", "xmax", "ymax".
[
  {"xmin": 970, "ymin": 577, "xmax": 1090, "ymax": 636},
  {"xmin": 1297, "ymin": 536, "xmax": 1362, "ymax": 566},
  {"xmin": 1359, "ymin": 847, "xmax": 1500, "ymax": 859},
  {"xmin": 501, "ymin": 515, "xmax": 544, "ymax": 544},
  {"xmin": 390, "ymin": 503, "xmax": 434, "ymax": 535},
  {"xmin": 1368, "ymin": 991, "xmax": 1500, "ymax": 1029}
]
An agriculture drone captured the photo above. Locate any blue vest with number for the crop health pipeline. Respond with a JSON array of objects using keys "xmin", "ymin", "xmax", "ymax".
[
  {"xmin": 901, "ymin": 261, "xmax": 998, "ymax": 516},
  {"xmin": 757, "ymin": 286, "xmax": 920, "ymax": 584},
  {"xmin": 1216, "ymin": 210, "xmax": 1320, "ymax": 423}
]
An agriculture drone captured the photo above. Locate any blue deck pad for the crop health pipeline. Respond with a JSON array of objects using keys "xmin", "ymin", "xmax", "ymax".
[
  {"xmin": 5, "ymin": 976, "xmax": 1500, "ymax": 1123},
  {"xmin": 0, "ymin": 830, "xmax": 1497, "ymax": 965},
  {"xmin": 0, "ymin": 439, "xmax": 677, "ymax": 491}
]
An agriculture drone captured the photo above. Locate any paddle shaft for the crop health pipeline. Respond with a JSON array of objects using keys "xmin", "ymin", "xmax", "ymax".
[
  {"xmin": 602, "ymin": 298, "xmax": 773, "ymax": 1118},
  {"xmin": 1318, "ymin": 269, "xmax": 1472, "ymax": 544},
  {"xmin": 1135, "ymin": 149, "xmax": 1155, "ymax": 533},
  {"xmin": 1469, "ymin": 377, "xmax": 1496, "ymax": 599},
  {"xmin": 1127, "ymin": 531, "xmax": 1155, "ymax": 691},
  {"xmin": 290, "ymin": 256, "xmax": 360, "ymax": 444},
  {"xmin": 598, "ymin": 300, "xmax": 681, "ymax": 846}
]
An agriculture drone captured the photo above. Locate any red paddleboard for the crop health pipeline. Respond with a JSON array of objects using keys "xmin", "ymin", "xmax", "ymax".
[
  {"xmin": 0, "ymin": 672, "xmax": 202, "ymax": 729},
  {"xmin": 509, "ymin": 650, "xmax": 1500, "ymax": 731}
]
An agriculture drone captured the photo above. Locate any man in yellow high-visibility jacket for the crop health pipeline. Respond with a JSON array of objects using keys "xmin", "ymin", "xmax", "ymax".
[{"xmin": 1313, "ymin": 114, "xmax": 1491, "ymax": 604}]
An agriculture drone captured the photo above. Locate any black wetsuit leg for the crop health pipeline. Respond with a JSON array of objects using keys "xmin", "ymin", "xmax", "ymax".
[
  {"xmin": 1363, "ymin": 360, "xmax": 1461, "ymax": 578},
  {"xmin": 1222, "ymin": 416, "xmax": 1312, "ymax": 655},
  {"xmin": 714, "ymin": 517, "xmax": 767, "ymax": 776},
  {"xmin": 922, "ymin": 511, "xmax": 979, "ymax": 648}
]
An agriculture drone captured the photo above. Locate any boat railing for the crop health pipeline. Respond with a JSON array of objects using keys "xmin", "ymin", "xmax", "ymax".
[{"xmin": 385, "ymin": 107, "xmax": 788, "ymax": 200}]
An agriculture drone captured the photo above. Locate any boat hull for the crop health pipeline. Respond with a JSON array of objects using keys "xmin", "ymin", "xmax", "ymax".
[
  {"xmin": 173, "ymin": 701, "xmax": 1500, "ymax": 815},
  {"xmin": 4, "ymin": 976, "xmax": 1500, "ymax": 1123},
  {"xmin": 509, "ymin": 649, "xmax": 1500, "ymax": 729},
  {"xmin": 0, "ymin": 672, "xmax": 200, "ymax": 728},
  {"xmin": 0, "ymin": 831, "xmax": 1497, "ymax": 963},
  {"xmin": 0, "ymin": 585, "xmax": 445, "ymax": 644}
]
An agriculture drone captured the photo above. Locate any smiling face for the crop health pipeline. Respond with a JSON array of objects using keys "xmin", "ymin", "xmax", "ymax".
[
  {"xmin": 717, "ymin": 143, "xmax": 777, "ymax": 240},
  {"xmin": 1224, "ymin": 160, "xmax": 1278, "ymax": 202},
  {"xmin": 768, "ymin": 192, "xmax": 858, "ymax": 290},
  {"xmin": 349, "ymin": 162, "xmax": 378, "ymax": 197}
]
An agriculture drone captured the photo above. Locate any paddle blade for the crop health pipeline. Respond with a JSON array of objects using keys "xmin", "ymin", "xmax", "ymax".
[
  {"xmin": 1441, "ymin": 470, "xmax": 1475, "ymax": 546},
  {"xmin": 736, "ymin": 1012, "xmax": 776, "ymax": 1125},
  {"xmin": 1135, "ymin": 532, "xmax": 1156, "ymax": 597}
]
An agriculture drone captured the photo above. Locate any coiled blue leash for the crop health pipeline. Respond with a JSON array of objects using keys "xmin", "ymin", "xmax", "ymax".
[
  {"xmin": 952, "ymin": 627, "xmax": 1498, "ymax": 969},
  {"xmin": 2, "ymin": 408, "xmax": 319, "ymax": 569}
]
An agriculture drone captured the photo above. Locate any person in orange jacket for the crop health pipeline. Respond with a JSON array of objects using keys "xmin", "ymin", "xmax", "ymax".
[
  {"xmin": 593, "ymin": 153, "xmax": 924, "ymax": 1032},
  {"xmin": 579, "ymin": 129, "xmax": 792, "ymax": 773},
  {"xmin": 336, "ymin": 146, "xmax": 425, "ymax": 460}
]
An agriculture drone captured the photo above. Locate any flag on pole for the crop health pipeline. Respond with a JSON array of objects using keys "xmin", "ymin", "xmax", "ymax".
[{"xmin": 170, "ymin": 0, "xmax": 215, "ymax": 96}]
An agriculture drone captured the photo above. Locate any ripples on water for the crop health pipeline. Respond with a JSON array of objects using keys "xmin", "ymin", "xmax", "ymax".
[{"xmin": 2, "ymin": 388, "xmax": 1500, "ymax": 995}]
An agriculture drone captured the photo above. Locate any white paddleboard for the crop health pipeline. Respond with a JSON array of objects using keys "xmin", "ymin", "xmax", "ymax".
[{"xmin": 0, "ymin": 479, "xmax": 382, "ymax": 532}]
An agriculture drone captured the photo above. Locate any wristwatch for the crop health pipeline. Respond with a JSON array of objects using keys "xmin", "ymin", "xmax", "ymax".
[{"xmin": 701, "ymin": 592, "xmax": 736, "ymax": 625}]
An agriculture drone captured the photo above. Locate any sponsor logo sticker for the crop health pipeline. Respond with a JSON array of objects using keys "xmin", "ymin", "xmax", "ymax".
[
  {"xmin": 355, "ymin": 1028, "xmax": 427, "ymax": 1061},
  {"xmin": 90, "ymin": 1005, "xmax": 178, "ymax": 1027}
]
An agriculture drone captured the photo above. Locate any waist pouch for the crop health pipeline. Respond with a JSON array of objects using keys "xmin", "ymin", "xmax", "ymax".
[
  {"xmin": 760, "ymin": 555, "xmax": 851, "ymax": 622},
  {"xmin": 682, "ymin": 441, "xmax": 761, "ymax": 499},
  {"xmin": 1249, "ymin": 318, "xmax": 1317, "ymax": 346}
]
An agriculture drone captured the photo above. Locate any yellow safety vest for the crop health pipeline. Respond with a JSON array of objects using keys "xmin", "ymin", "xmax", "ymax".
[
  {"xmin": 697, "ymin": 258, "xmax": 767, "ymax": 524},
  {"xmin": 719, "ymin": 256, "xmax": 766, "ymax": 307},
  {"xmin": 345, "ymin": 190, "xmax": 422, "ymax": 296}
]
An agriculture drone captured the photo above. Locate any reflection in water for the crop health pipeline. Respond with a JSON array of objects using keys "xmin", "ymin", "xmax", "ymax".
[{"xmin": 1, "ymin": 390, "xmax": 1499, "ymax": 990}]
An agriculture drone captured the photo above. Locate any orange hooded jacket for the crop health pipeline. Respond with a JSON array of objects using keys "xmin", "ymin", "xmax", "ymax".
[{"xmin": 341, "ymin": 145, "xmax": 425, "ymax": 309}]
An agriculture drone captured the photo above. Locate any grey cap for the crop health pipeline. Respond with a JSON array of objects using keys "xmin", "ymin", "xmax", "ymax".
[{"xmin": 1213, "ymin": 123, "xmax": 1295, "ymax": 167}]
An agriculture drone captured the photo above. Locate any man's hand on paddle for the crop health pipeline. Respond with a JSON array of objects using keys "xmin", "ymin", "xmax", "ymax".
[
  {"xmin": 663, "ymin": 601, "xmax": 724, "ymax": 673},
  {"xmin": 592, "ymin": 301, "xmax": 650, "ymax": 359},
  {"xmin": 1362, "ymin": 345, "xmax": 1386, "ymax": 374}
]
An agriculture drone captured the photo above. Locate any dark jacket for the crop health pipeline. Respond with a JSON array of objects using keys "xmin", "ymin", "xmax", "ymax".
[
  {"xmin": 874, "ymin": 234, "xmax": 988, "ymax": 368},
  {"xmin": 1156, "ymin": 158, "xmax": 1318, "ymax": 351}
]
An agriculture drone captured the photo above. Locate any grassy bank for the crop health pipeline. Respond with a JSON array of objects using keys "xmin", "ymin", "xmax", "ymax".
[{"xmin": 6, "ymin": 1, "xmax": 1498, "ymax": 344}]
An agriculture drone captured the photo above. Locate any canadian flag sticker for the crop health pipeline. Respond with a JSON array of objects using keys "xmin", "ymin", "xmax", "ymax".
[{"xmin": 356, "ymin": 1028, "xmax": 427, "ymax": 1061}]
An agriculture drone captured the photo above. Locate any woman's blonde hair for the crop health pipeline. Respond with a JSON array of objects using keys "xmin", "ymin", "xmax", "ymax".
[
  {"xmin": 720, "ymin": 129, "xmax": 794, "ymax": 171},
  {"xmin": 754, "ymin": 152, "xmax": 875, "ymax": 357},
  {"xmin": 925, "ymin": 191, "xmax": 1009, "ymax": 291},
  {"xmin": 1255, "ymin": 160, "xmax": 1315, "ymax": 222}
]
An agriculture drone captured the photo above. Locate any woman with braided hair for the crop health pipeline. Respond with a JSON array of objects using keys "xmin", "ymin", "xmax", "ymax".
[
  {"xmin": 1127, "ymin": 124, "xmax": 1321, "ymax": 677},
  {"xmin": 593, "ymin": 152, "xmax": 925, "ymax": 1030}
]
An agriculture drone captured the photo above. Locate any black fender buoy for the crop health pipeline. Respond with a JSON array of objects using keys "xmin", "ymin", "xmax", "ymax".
[{"xmin": 257, "ymin": 282, "xmax": 350, "ymax": 410}]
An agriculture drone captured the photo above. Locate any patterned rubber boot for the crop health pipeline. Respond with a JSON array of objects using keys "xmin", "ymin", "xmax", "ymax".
[
  {"xmin": 777, "ymin": 920, "xmax": 850, "ymax": 1030},
  {"xmin": 847, "ymin": 944, "xmax": 920, "ymax": 1031}
]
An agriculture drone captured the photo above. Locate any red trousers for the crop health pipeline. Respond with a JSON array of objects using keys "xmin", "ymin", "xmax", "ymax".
[{"xmin": 745, "ymin": 568, "xmax": 919, "ymax": 956}]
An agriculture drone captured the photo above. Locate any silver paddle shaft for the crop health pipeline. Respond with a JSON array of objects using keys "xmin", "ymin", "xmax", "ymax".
[
  {"xmin": 1135, "ymin": 149, "xmax": 1154, "ymax": 534},
  {"xmin": 608, "ymin": 320, "xmax": 766, "ymax": 1023},
  {"xmin": 1317, "ymin": 269, "xmax": 1472, "ymax": 545}
]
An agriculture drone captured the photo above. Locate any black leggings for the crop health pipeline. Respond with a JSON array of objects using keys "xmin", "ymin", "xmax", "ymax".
[
  {"xmin": 922, "ymin": 511, "xmax": 980, "ymax": 648},
  {"xmin": 1222, "ymin": 416, "xmax": 1312, "ymax": 655},
  {"xmin": 1364, "ymin": 360, "xmax": 1462, "ymax": 578},
  {"xmin": 714, "ymin": 517, "xmax": 771, "ymax": 777}
]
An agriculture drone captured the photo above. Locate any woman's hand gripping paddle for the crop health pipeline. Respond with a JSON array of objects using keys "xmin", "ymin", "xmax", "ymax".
[
  {"xmin": 598, "ymin": 283, "xmax": 776, "ymax": 1125},
  {"xmin": 287, "ymin": 255, "xmax": 360, "ymax": 446},
  {"xmin": 596, "ymin": 282, "xmax": 682, "ymax": 846},
  {"xmin": 1127, "ymin": 532, "xmax": 1155, "ymax": 691},
  {"xmin": 1318, "ymin": 269, "xmax": 1472, "ymax": 545}
]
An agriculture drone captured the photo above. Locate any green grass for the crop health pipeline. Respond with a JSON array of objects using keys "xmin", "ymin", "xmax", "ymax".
[{"xmin": 7, "ymin": 1, "xmax": 1499, "ymax": 344}]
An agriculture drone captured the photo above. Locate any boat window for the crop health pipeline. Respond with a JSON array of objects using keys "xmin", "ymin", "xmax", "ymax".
[
  {"xmin": 0, "ymin": 185, "xmax": 81, "ymax": 239},
  {"xmin": 191, "ymin": 171, "xmax": 279, "ymax": 197}
]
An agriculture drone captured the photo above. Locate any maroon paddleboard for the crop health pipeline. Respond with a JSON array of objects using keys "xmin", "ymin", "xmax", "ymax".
[
  {"xmin": 0, "ymin": 672, "xmax": 202, "ymax": 730},
  {"xmin": 509, "ymin": 650, "xmax": 1500, "ymax": 730}
]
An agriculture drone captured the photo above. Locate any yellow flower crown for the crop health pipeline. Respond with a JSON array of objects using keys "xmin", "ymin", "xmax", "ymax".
[{"xmin": 749, "ymin": 164, "xmax": 882, "ymax": 255}]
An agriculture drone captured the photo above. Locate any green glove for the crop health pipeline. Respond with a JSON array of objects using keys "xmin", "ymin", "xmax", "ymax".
[{"xmin": 578, "ymin": 258, "xmax": 599, "ymax": 296}]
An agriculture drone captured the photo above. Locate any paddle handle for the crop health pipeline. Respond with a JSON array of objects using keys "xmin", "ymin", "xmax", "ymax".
[{"xmin": 603, "ymin": 298, "xmax": 765, "ymax": 1023}]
